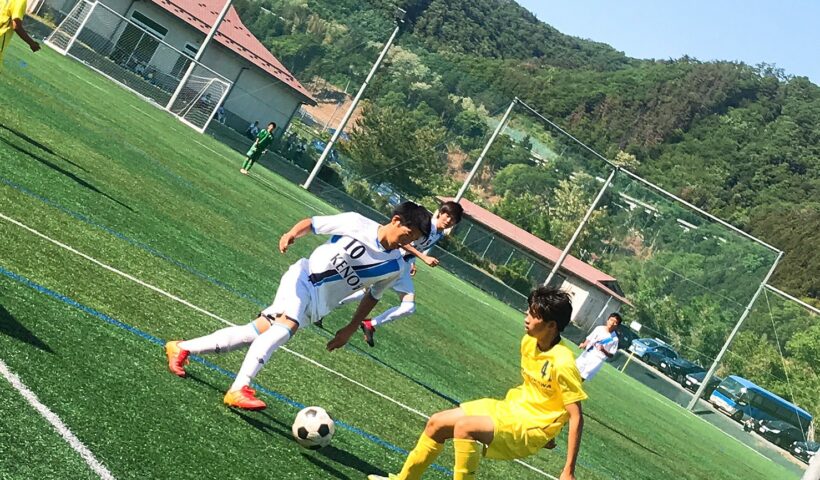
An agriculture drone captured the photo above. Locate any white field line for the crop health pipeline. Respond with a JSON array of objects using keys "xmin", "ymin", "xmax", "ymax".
[
  {"xmin": 1, "ymin": 211, "xmax": 559, "ymax": 478},
  {"xmin": 66, "ymin": 69, "xmax": 106, "ymax": 92},
  {"xmin": 129, "ymin": 104, "xmax": 154, "ymax": 119},
  {"xmin": 0, "ymin": 358, "xmax": 116, "ymax": 479},
  {"xmin": 192, "ymin": 138, "xmax": 234, "ymax": 161},
  {"xmin": 249, "ymin": 173, "xmax": 326, "ymax": 214},
  {"xmin": 187, "ymin": 138, "xmax": 328, "ymax": 215},
  {"xmin": 0, "ymin": 211, "xmax": 557, "ymax": 478}
]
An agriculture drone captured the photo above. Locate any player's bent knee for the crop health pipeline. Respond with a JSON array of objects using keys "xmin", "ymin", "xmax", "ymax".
[
  {"xmin": 425, "ymin": 411, "xmax": 450, "ymax": 435},
  {"xmin": 452, "ymin": 418, "xmax": 474, "ymax": 439}
]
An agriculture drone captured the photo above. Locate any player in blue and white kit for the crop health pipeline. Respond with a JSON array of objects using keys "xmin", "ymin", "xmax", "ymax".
[
  {"xmin": 339, "ymin": 201, "xmax": 464, "ymax": 347},
  {"xmin": 164, "ymin": 202, "xmax": 431, "ymax": 410},
  {"xmin": 575, "ymin": 313, "xmax": 622, "ymax": 381}
]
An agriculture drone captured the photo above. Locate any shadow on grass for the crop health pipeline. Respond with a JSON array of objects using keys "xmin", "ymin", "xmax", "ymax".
[
  {"xmin": 585, "ymin": 411, "xmax": 662, "ymax": 457},
  {"xmin": 232, "ymin": 409, "xmax": 389, "ymax": 479},
  {"xmin": 0, "ymin": 132, "xmax": 134, "ymax": 212},
  {"xmin": 0, "ymin": 303, "xmax": 53, "ymax": 353},
  {"xmin": 0, "ymin": 123, "xmax": 87, "ymax": 172}
]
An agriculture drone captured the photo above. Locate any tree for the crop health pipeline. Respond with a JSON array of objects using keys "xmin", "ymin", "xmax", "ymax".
[
  {"xmin": 344, "ymin": 102, "xmax": 446, "ymax": 197},
  {"xmin": 492, "ymin": 164, "xmax": 556, "ymax": 197}
]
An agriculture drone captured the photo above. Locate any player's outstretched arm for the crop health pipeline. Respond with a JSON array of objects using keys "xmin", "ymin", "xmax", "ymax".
[
  {"xmin": 279, "ymin": 218, "xmax": 313, "ymax": 253},
  {"xmin": 402, "ymin": 243, "xmax": 439, "ymax": 267},
  {"xmin": 560, "ymin": 401, "xmax": 584, "ymax": 480},
  {"xmin": 327, "ymin": 291, "xmax": 378, "ymax": 351},
  {"xmin": 13, "ymin": 19, "xmax": 40, "ymax": 52}
]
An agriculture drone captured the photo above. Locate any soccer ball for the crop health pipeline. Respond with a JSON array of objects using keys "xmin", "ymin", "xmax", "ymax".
[{"xmin": 291, "ymin": 406, "xmax": 335, "ymax": 449}]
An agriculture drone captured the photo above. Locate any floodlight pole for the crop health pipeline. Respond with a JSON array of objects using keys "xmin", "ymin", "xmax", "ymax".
[
  {"xmin": 454, "ymin": 98, "xmax": 517, "ymax": 202},
  {"xmin": 166, "ymin": 0, "xmax": 233, "ymax": 111},
  {"xmin": 543, "ymin": 168, "xmax": 617, "ymax": 287},
  {"xmin": 687, "ymin": 251, "xmax": 784, "ymax": 411},
  {"xmin": 303, "ymin": 9, "xmax": 406, "ymax": 190}
]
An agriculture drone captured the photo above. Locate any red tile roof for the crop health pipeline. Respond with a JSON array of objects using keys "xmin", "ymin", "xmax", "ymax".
[
  {"xmin": 151, "ymin": 0, "xmax": 315, "ymax": 104},
  {"xmin": 440, "ymin": 197, "xmax": 631, "ymax": 306}
]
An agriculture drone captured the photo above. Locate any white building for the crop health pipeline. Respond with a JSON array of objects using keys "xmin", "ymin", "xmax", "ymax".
[{"xmin": 38, "ymin": 0, "xmax": 315, "ymax": 129}]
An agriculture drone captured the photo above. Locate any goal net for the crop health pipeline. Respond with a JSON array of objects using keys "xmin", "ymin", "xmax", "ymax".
[{"xmin": 45, "ymin": 0, "xmax": 230, "ymax": 132}]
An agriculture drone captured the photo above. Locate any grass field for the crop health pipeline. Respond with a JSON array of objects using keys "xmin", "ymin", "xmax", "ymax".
[{"xmin": 0, "ymin": 41, "xmax": 800, "ymax": 479}]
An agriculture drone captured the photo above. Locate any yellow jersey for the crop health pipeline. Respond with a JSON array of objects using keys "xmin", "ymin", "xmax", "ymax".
[
  {"xmin": 0, "ymin": 0, "xmax": 27, "ymax": 54},
  {"xmin": 501, "ymin": 335, "xmax": 587, "ymax": 428}
]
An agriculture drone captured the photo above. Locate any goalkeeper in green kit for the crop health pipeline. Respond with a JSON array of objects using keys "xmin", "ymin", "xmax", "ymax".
[{"xmin": 240, "ymin": 122, "xmax": 276, "ymax": 174}]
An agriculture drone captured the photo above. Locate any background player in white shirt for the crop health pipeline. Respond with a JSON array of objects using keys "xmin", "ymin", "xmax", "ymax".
[
  {"xmin": 575, "ymin": 313, "xmax": 622, "ymax": 381},
  {"xmin": 339, "ymin": 201, "xmax": 464, "ymax": 347},
  {"xmin": 164, "ymin": 202, "xmax": 431, "ymax": 410}
]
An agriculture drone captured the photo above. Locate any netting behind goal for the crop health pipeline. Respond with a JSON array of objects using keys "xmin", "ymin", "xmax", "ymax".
[
  {"xmin": 168, "ymin": 67, "xmax": 230, "ymax": 133},
  {"xmin": 45, "ymin": 0, "xmax": 230, "ymax": 132}
]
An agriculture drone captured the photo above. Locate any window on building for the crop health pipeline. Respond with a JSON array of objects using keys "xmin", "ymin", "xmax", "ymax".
[{"xmin": 131, "ymin": 11, "xmax": 168, "ymax": 38}]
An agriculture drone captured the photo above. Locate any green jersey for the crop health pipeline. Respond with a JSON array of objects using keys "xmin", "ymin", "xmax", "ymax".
[{"xmin": 256, "ymin": 129, "xmax": 273, "ymax": 149}]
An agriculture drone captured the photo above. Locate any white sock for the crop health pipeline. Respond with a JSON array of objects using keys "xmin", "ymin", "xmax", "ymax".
[
  {"xmin": 371, "ymin": 301, "xmax": 416, "ymax": 327},
  {"xmin": 179, "ymin": 323, "xmax": 259, "ymax": 354},
  {"xmin": 339, "ymin": 289, "xmax": 366, "ymax": 306},
  {"xmin": 230, "ymin": 323, "xmax": 292, "ymax": 391}
]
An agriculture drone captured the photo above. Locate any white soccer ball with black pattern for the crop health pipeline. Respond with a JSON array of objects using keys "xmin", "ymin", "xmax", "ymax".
[{"xmin": 292, "ymin": 406, "xmax": 335, "ymax": 449}]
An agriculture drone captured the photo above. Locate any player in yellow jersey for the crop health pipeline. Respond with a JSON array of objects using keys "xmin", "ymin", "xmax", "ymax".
[
  {"xmin": 0, "ymin": 0, "xmax": 40, "ymax": 69},
  {"xmin": 368, "ymin": 286, "xmax": 586, "ymax": 480}
]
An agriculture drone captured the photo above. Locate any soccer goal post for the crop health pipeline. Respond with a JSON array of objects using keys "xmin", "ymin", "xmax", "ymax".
[
  {"xmin": 45, "ymin": 0, "xmax": 231, "ymax": 133},
  {"xmin": 167, "ymin": 69, "xmax": 231, "ymax": 133}
]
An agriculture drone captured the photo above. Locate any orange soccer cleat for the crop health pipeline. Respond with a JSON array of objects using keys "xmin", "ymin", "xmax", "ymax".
[
  {"xmin": 165, "ymin": 341, "xmax": 189, "ymax": 377},
  {"xmin": 223, "ymin": 386, "xmax": 267, "ymax": 411},
  {"xmin": 361, "ymin": 319, "xmax": 376, "ymax": 348}
]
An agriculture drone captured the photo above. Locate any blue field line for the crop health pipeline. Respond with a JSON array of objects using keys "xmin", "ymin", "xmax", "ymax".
[
  {"xmin": 0, "ymin": 265, "xmax": 451, "ymax": 476},
  {"xmin": 0, "ymin": 175, "xmax": 465, "ymax": 405},
  {"xmin": 0, "ymin": 176, "xmax": 266, "ymax": 307}
]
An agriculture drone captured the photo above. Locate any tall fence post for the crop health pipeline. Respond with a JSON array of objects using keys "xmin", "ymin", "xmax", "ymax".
[
  {"xmin": 454, "ymin": 98, "xmax": 517, "ymax": 202},
  {"xmin": 544, "ymin": 168, "xmax": 617, "ymax": 286},
  {"xmin": 687, "ymin": 252, "xmax": 784, "ymax": 411},
  {"xmin": 303, "ymin": 9, "xmax": 406, "ymax": 190}
]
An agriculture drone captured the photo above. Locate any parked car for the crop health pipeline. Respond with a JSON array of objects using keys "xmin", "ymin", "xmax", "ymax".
[
  {"xmin": 615, "ymin": 325, "xmax": 639, "ymax": 351},
  {"xmin": 755, "ymin": 420, "xmax": 807, "ymax": 449},
  {"xmin": 374, "ymin": 183, "xmax": 402, "ymax": 206},
  {"xmin": 628, "ymin": 338, "xmax": 663, "ymax": 359},
  {"xmin": 661, "ymin": 357, "xmax": 704, "ymax": 383},
  {"xmin": 310, "ymin": 139, "xmax": 339, "ymax": 163},
  {"xmin": 643, "ymin": 345, "xmax": 679, "ymax": 369},
  {"xmin": 790, "ymin": 440, "xmax": 819, "ymax": 464},
  {"xmin": 683, "ymin": 371, "xmax": 722, "ymax": 398}
]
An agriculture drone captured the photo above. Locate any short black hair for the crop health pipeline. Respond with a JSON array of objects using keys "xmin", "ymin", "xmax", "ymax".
[
  {"xmin": 393, "ymin": 201, "xmax": 432, "ymax": 237},
  {"xmin": 609, "ymin": 312, "xmax": 623, "ymax": 324},
  {"xmin": 527, "ymin": 286, "xmax": 573, "ymax": 332},
  {"xmin": 268, "ymin": 122, "xmax": 277, "ymax": 128},
  {"xmin": 439, "ymin": 201, "xmax": 464, "ymax": 224}
]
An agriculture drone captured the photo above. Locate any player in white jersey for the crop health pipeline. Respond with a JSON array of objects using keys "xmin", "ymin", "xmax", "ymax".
[
  {"xmin": 339, "ymin": 201, "xmax": 464, "ymax": 347},
  {"xmin": 164, "ymin": 202, "xmax": 431, "ymax": 410},
  {"xmin": 575, "ymin": 313, "xmax": 622, "ymax": 381}
]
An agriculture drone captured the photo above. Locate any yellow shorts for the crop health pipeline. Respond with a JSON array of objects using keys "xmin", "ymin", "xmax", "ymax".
[{"xmin": 460, "ymin": 398, "xmax": 564, "ymax": 460}]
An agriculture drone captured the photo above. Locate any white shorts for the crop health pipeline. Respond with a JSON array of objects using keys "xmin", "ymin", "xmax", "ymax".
[
  {"xmin": 390, "ymin": 260, "xmax": 415, "ymax": 295},
  {"xmin": 261, "ymin": 259, "xmax": 317, "ymax": 328},
  {"xmin": 575, "ymin": 353, "xmax": 605, "ymax": 380}
]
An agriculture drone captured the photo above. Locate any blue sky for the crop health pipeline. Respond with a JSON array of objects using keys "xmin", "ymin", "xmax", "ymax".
[{"xmin": 516, "ymin": 0, "xmax": 819, "ymax": 84}]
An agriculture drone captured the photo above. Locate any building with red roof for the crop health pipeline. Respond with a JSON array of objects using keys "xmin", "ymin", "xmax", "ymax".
[
  {"xmin": 439, "ymin": 196, "xmax": 631, "ymax": 330},
  {"xmin": 43, "ymin": 0, "xmax": 315, "ymax": 129}
]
